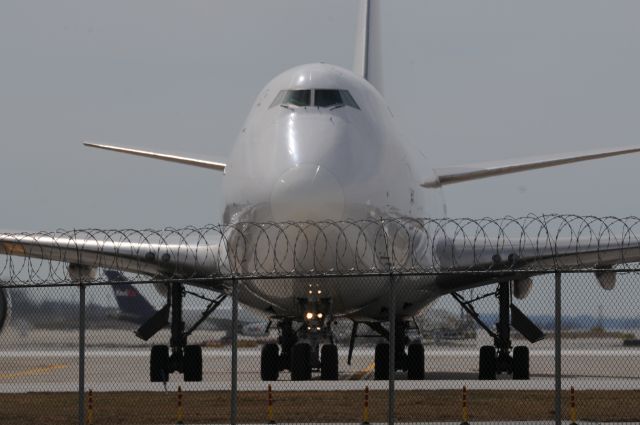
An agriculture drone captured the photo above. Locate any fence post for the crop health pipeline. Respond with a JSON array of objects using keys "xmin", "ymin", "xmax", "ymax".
[
  {"xmin": 554, "ymin": 272, "xmax": 562, "ymax": 425},
  {"xmin": 388, "ymin": 272, "xmax": 396, "ymax": 425},
  {"xmin": 78, "ymin": 282, "xmax": 86, "ymax": 425},
  {"xmin": 231, "ymin": 277, "xmax": 238, "ymax": 425}
]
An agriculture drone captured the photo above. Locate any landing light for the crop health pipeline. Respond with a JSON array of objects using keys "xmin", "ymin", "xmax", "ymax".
[
  {"xmin": 305, "ymin": 312, "xmax": 314, "ymax": 320},
  {"xmin": 316, "ymin": 313, "xmax": 323, "ymax": 319}
]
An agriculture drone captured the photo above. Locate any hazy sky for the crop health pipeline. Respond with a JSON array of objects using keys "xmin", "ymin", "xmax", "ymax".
[
  {"xmin": 2, "ymin": 1, "xmax": 640, "ymax": 315},
  {"xmin": 2, "ymin": 1, "xmax": 640, "ymax": 230}
]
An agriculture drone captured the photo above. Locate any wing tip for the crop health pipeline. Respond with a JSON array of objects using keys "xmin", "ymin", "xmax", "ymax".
[
  {"xmin": 83, "ymin": 141, "xmax": 104, "ymax": 149},
  {"xmin": 420, "ymin": 179, "xmax": 441, "ymax": 189},
  {"xmin": 81, "ymin": 141, "xmax": 226, "ymax": 172}
]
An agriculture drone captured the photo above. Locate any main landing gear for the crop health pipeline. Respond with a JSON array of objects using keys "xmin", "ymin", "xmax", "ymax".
[
  {"xmin": 452, "ymin": 281, "xmax": 544, "ymax": 380},
  {"xmin": 345, "ymin": 320, "xmax": 424, "ymax": 381},
  {"xmin": 367, "ymin": 321, "xmax": 424, "ymax": 381},
  {"xmin": 260, "ymin": 287, "xmax": 338, "ymax": 381},
  {"xmin": 137, "ymin": 282, "xmax": 228, "ymax": 382}
]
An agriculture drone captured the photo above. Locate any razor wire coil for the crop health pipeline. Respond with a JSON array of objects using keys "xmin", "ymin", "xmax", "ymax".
[{"xmin": 1, "ymin": 214, "xmax": 640, "ymax": 286}]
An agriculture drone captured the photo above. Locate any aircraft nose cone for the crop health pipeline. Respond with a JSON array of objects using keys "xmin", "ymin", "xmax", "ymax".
[{"xmin": 271, "ymin": 164, "xmax": 345, "ymax": 221}]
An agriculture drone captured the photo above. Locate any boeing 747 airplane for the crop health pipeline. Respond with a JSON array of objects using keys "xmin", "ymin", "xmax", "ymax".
[{"xmin": 2, "ymin": 1, "xmax": 640, "ymax": 382}]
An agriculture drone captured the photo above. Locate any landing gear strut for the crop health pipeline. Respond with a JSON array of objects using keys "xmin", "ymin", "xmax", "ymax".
[
  {"xmin": 452, "ymin": 281, "xmax": 543, "ymax": 380},
  {"xmin": 144, "ymin": 283, "xmax": 226, "ymax": 382}
]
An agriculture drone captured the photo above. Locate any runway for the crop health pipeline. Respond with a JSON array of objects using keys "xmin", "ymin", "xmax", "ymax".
[
  {"xmin": 2, "ymin": 345, "xmax": 640, "ymax": 393},
  {"xmin": 2, "ymin": 328, "xmax": 640, "ymax": 423}
]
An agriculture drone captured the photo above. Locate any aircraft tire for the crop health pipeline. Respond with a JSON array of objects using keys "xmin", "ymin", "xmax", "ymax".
[
  {"xmin": 261, "ymin": 343, "xmax": 280, "ymax": 381},
  {"xmin": 150, "ymin": 345, "xmax": 169, "ymax": 382},
  {"xmin": 184, "ymin": 345, "xmax": 203, "ymax": 382},
  {"xmin": 374, "ymin": 343, "xmax": 390, "ymax": 380},
  {"xmin": 290, "ymin": 343, "xmax": 312, "ymax": 381},
  {"xmin": 320, "ymin": 344, "xmax": 339, "ymax": 380},
  {"xmin": 512, "ymin": 346, "xmax": 530, "ymax": 380},
  {"xmin": 407, "ymin": 343, "xmax": 425, "ymax": 380},
  {"xmin": 478, "ymin": 345, "xmax": 497, "ymax": 380}
]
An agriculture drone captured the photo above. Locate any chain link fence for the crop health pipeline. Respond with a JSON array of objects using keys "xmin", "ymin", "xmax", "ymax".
[
  {"xmin": 2, "ymin": 273, "xmax": 640, "ymax": 424},
  {"xmin": 1, "ymin": 216, "xmax": 640, "ymax": 424}
]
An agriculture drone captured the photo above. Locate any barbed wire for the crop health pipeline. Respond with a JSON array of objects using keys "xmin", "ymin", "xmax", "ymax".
[{"xmin": 1, "ymin": 214, "xmax": 640, "ymax": 286}]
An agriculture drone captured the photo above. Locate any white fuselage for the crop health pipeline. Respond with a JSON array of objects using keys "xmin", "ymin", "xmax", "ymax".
[{"xmin": 221, "ymin": 63, "xmax": 446, "ymax": 321}]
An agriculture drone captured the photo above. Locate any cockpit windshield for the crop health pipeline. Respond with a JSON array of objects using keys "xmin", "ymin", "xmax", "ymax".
[
  {"xmin": 315, "ymin": 89, "xmax": 343, "ymax": 107},
  {"xmin": 282, "ymin": 90, "xmax": 311, "ymax": 107},
  {"xmin": 270, "ymin": 89, "xmax": 359, "ymax": 110}
]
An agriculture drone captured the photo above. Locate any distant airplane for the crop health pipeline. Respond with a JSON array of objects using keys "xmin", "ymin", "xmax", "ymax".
[
  {"xmin": 105, "ymin": 270, "xmax": 266, "ymax": 339},
  {"xmin": 2, "ymin": 0, "xmax": 640, "ymax": 382},
  {"xmin": 106, "ymin": 271, "xmax": 156, "ymax": 325}
]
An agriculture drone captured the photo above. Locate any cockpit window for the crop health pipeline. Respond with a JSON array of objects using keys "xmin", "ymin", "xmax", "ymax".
[
  {"xmin": 269, "ymin": 90, "xmax": 286, "ymax": 108},
  {"xmin": 283, "ymin": 90, "xmax": 311, "ymax": 107},
  {"xmin": 270, "ymin": 89, "xmax": 360, "ymax": 110},
  {"xmin": 339, "ymin": 90, "xmax": 360, "ymax": 109},
  {"xmin": 315, "ymin": 89, "xmax": 343, "ymax": 107}
]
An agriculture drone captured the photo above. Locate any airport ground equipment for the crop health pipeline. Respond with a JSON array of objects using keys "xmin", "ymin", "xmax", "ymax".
[{"xmin": 452, "ymin": 281, "xmax": 544, "ymax": 380}]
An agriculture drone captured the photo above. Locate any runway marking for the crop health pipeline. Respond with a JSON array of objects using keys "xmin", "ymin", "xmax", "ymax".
[
  {"xmin": 0, "ymin": 364, "xmax": 67, "ymax": 380},
  {"xmin": 349, "ymin": 362, "xmax": 375, "ymax": 380}
]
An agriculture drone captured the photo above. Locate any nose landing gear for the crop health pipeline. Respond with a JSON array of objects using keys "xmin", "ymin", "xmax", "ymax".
[{"xmin": 260, "ymin": 290, "xmax": 338, "ymax": 381}]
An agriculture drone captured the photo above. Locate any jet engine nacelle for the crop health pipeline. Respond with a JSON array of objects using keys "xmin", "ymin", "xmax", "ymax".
[
  {"xmin": 595, "ymin": 269, "xmax": 616, "ymax": 290},
  {"xmin": 67, "ymin": 263, "xmax": 97, "ymax": 282},
  {"xmin": 0, "ymin": 288, "xmax": 12, "ymax": 334},
  {"xmin": 512, "ymin": 278, "xmax": 533, "ymax": 300}
]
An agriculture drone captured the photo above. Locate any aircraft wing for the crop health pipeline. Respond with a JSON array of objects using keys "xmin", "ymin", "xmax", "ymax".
[
  {"xmin": 0, "ymin": 231, "xmax": 224, "ymax": 281},
  {"xmin": 434, "ymin": 233, "xmax": 640, "ymax": 284},
  {"xmin": 83, "ymin": 142, "xmax": 226, "ymax": 172},
  {"xmin": 422, "ymin": 146, "xmax": 640, "ymax": 188}
]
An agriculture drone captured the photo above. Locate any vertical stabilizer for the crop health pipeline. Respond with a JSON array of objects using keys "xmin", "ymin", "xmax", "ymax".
[
  {"xmin": 106, "ymin": 270, "xmax": 156, "ymax": 323},
  {"xmin": 353, "ymin": 0, "xmax": 383, "ymax": 93}
]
